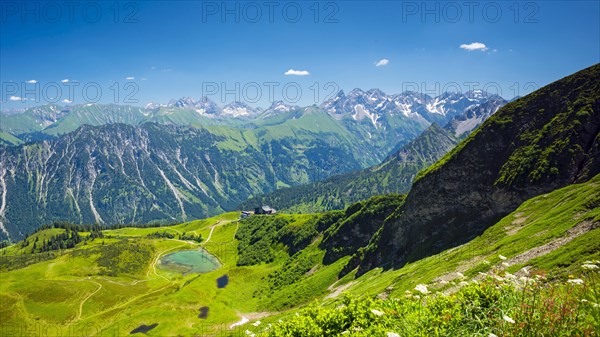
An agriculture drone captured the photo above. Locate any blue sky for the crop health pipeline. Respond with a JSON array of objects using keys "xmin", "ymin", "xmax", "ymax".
[{"xmin": 1, "ymin": 0, "xmax": 599, "ymax": 110}]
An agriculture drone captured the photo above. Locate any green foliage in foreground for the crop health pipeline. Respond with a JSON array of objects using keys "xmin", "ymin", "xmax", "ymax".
[{"xmin": 257, "ymin": 265, "xmax": 600, "ymax": 337}]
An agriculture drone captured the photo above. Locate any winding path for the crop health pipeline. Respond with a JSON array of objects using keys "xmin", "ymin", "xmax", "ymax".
[
  {"xmin": 203, "ymin": 220, "xmax": 234, "ymax": 244},
  {"xmin": 77, "ymin": 280, "xmax": 102, "ymax": 321}
]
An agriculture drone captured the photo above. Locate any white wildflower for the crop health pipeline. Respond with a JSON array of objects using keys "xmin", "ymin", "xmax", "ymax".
[
  {"xmin": 519, "ymin": 276, "xmax": 532, "ymax": 284},
  {"xmin": 582, "ymin": 263, "xmax": 598, "ymax": 270},
  {"xmin": 504, "ymin": 272, "xmax": 516, "ymax": 280},
  {"xmin": 415, "ymin": 284, "xmax": 429, "ymax": 294},
  {"xmin": 371, "ymin": 309, "xmax": 384, "ymax": 316},
  {"xmin": 414, "ymin": 295, "xmax": 421, "ymax": 299},
  {"xmin": 459, "ymin": 281, "xmax": 469, "ymax": 286},
  {"xmin": 581, "ymin": 299, "xmax": 588, "ymax": 303},
  {"xmin": 245, "ymin": 330, "xmax": 255, "ymax": 337},
  {"xmin": 503, "ymin": 315, "xmax": 515, "ymax": 324},
  {"xmin": 405, "ymin": 290, "xmax": 412, "ymax": 294},
  {"xmin": 456, "ymin": 272, "xmax": 465, "ymax": 278},
  {"xmin": 502, "ymin": 262, "xmax": 510, "ymax": 268},
  {"xmin": 593, "ymin": 303, "xmax": 599, "ymax": 308},
  {"xmin": 499, "ymin": 255, "xmax": 507, "ymax": 260},
  {"xmin": 489, "ymin": 333, "xmax": 498, "ymax": 337},
  {"xmin": 387, "ymin": 333, "xmax": 400, "ymax": 337},
  {"xmin": 341, "ymin": 331, "xmax": 350, "ymax": 335},
  {"xmin": 439, "ymin": 280, "xmax": 449, "ymax": 284},
  {"xmin": 252, "ymin": 321, "xmax": 261, "ymax": 327},
  {"xmin": 567, "ymin": 279, "xmax": 584, "ymax": 285}
]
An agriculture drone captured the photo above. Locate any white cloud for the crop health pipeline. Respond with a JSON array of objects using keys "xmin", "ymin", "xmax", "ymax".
[
  {"xmin": 375, "ymin": 59, "xmax": 389, "ymax": 67},
  {"xmin": 62, "ymin": 99, "xmax": 72, "ymax": 103},
  {"xmin": 26, "ymin": 79, "xmax": 38, "ymax": 84},
  {"xmin": 9, "ymin": 96, "xmax": 23, "ymax": 101},
  {"xmin": 460, "ymin": 42, "xmax": 488, "ymax": 51},
  {"xmin": 61, "ymin": 79, "xmax": 70, "ymax": 83},
  {"xmin": 125, "ymin": 76, "xmax": 135, "ymax": 80},
  {"xmin": 284, "ymin": 69, "xmax": 310, "ymax": 76},
  {"xmin": 151, "ymin": 66, "xmax": 172, "ymax": 72},
  {"xmin": 140, "ymin": 77, "xmax": 147, "ymax": 81}
]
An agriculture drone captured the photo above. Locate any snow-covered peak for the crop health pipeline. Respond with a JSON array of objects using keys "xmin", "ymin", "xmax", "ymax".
[
  {"xmin": 222, "ymin": 101, "xmax": 258, "ymax": 117},
  {"xmin": 168, "ymin": 97, "xmax": 196, "ymax": 108},
  {"xmin": 194, "ymin": 97, "xmax": 220, "ymax": 115},
  {"xmin": 445, "ymin": 95, "xmax": 508, "ymax": 136},
  {"xmin": 268, "ymin": 101, "xmax": 295, "ymax": 113},
  {"xmin": 257, "ymin": 101, "xmax": 298, "ymax": 119},
  {"xmin": 366, "ymin": 88, "xmax": 387, "ymax": 101},
  {"xmin": 321, "ymin": 88, "xmax": 505, "ymax": 125},
  {"xmin": 321, "ymin": 90, "xmax": 347, "ymax": 114},
  {"xmin": 145, "ymin": 102, "xmax": 164, "ymax": 110}
]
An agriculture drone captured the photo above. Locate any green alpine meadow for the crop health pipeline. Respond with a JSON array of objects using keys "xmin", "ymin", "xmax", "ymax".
[{"xmin": 1, "ymin": 2, "xmax": 599, "ymax": 336}]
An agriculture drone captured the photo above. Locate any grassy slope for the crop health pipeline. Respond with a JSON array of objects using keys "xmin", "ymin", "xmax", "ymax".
[
  {"xmin": 241, "ymin": 174, "xmax": 600, "ymax": 335},
  {"xmin": 0, "ymin": 131, "xmax": 23, "ymax": 146},
  {"xmin": 343, "ymin": 173, "xmax": 600, "ymax": 299},
  {"xmin": 0, "ymin": 111, "xmax": 44, "ymax": 135},
  {"xmin": 1, "ymin": 175, "xmax": 598, "ymax": 336},
  {"xmin": 0, "ymin": 212, "xmax": 264, "ymax": 336}
]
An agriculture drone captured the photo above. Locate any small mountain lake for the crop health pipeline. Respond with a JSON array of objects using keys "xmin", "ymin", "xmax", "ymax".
[{"xmin": 158, "ymin": 249, "xmax": 221, "ymax": 274}]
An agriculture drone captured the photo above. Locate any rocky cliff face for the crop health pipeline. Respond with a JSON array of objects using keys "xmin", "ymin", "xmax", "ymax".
[{"xmin": 358, "ymin": 64, "xmax": 600, "ymax": 273}]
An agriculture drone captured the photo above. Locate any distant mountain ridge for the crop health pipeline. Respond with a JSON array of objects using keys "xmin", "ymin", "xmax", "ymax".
[
  {"xmin": 321, "ymin": 89, "xmax": 505, "ymax": 126},
  {"xmin": 1, "ymin": 90, "xmax": 505, "ymax": 146},
  {"xmin": 239, "ymin": 123, "xmax": 458, "ymax": 212}
]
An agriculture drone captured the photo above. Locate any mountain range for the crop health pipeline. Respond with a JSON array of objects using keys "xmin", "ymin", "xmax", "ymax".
[
  {"xmin": 1, "ymin": 90, "xmax": 506, "ymax": 144},
  {"xmin": 0, "ymin": 90, "xmax": 506, "ymax": 240}
]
